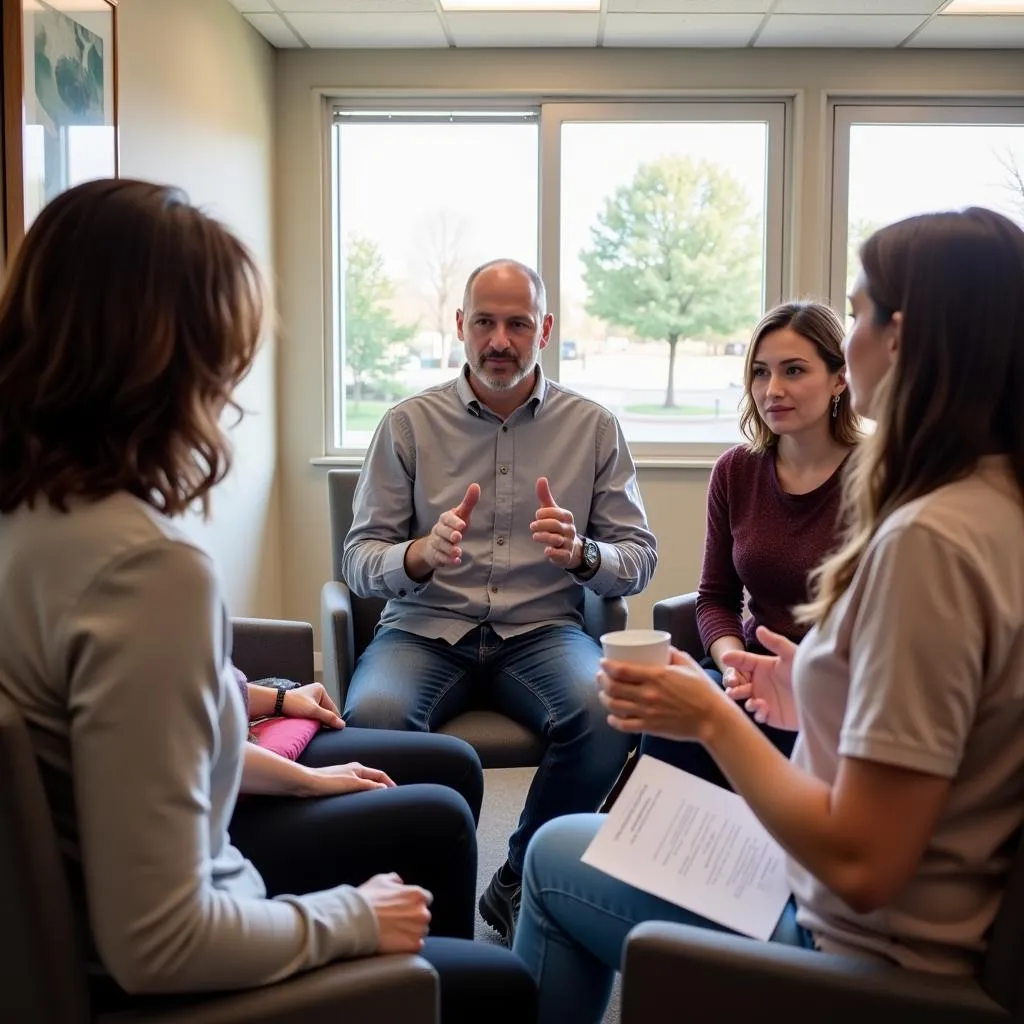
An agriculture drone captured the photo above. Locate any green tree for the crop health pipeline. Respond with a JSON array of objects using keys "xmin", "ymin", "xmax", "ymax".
[
  {"xmin": 344, "ymin": 235, "xmax": 414, "ymax": 404},
  {"xmin": 580, "ymin": 156, "xmax": 761, "ymax": 408}
]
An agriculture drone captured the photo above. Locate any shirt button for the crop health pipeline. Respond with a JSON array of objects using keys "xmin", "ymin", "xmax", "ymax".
[
  {"xmin": 398, "ymin": 589, "xmax": 407, "ymax": 597},
  {"xmin": 496, "ymin": 537, "xmax": 505, "ymax": 546},
  {"xmin": 500, "ymin": 465, "xmax": 508, "ymax": 475},
  {"xmin": 491, "ymin": 585, "xmax": 499, "ymax": 593},
  {"xmin": 502, "ymin": 426, "xmax": 508, "ymax": 432}
]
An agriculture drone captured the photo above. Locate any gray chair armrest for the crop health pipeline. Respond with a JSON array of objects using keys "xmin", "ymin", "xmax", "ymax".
[
  {"xmin": 652, "ymin": 592, "xmax": 703, "ymax": 661},
  {"xmin": 320, "ymin": 580, "xmax": 355, "ymax": 707},
  {"xmin": 231, "ymin": 618, "xmax": 315, "ymax": 685},
  {"xmin": 583, "ymin": 591, "xmax": 627, "ymax": 641},
  {"xmin": 104, "ymin": 955, "xmax": 438, "ymax": 1024},
  {"xmin": 621, "ymin": 923, "xmax": 1007, "ymax": 1024}
]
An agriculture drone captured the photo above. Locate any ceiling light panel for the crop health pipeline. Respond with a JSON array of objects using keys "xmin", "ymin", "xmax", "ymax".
[{"xmin": 441, "ymin": 0, "xmax": 600, "ymax": 11}]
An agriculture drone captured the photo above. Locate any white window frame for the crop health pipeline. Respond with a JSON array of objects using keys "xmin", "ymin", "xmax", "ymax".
[
  {"xmin": 539, "ymin": 100, "xmax": 788, "ymax": 466},
  {"xmin": 322, "ymin": 97, "xmax": 790, "ymax": 465},
  {"xmin": 323, "ymin": 102, "xmax": 542, "ymax": 460},
  {"xmin": 829, "ymin": 100, "xmax": 1024, "ymax": 308}
]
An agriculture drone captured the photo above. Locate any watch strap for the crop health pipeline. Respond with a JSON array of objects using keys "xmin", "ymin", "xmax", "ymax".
[{"xmin": 569, "ymin": 537, "xmax": 600, "ymax": 581}]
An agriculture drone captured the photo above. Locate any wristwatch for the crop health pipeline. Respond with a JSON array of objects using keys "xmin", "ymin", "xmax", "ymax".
[
  {"xmin": 252, "ymin": 677, "xmax": 302, "ymax": 716},
  {"xmin": 569, "ymin": 536, "xmax": 601, "ymax": 581},
  {"xmin": 273, "ymin": 685, "xmax": 288, "ymax": 716}
]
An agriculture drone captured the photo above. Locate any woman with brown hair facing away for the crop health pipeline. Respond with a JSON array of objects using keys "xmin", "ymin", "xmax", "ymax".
[
  {"xmin": 639, "ymin": 299, "xmax": 860, "ymax": 789},
  {"xmin": 514, "ymin": 207, "xmax": 1024, "ymax": 1024},
  {"xmin": 0, "ymin": 179, "xmax": 535, "ymax": 1022}
]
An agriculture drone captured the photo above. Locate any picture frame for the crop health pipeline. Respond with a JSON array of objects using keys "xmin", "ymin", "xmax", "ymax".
[{"xmin": 1, "ymin": 0, "xmax": 118, "ymax": 264}]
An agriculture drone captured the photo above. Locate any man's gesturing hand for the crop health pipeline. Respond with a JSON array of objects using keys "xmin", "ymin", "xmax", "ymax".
[
  {"xmin": 531, "ymin": 477, "xmax": 582, "ymax": 570},
  {"xmin": 405, "ymin": 483, "xmax": 481, "ymax": 580}
]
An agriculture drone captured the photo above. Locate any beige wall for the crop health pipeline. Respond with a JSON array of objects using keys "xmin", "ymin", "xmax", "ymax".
[
  {"xmin": 275, "ymin": 47, "xmax": 1024, "ymax": 637},
  {"xmin": 118, "ymin": 0, "xmax": 282, "ymax": 617}
]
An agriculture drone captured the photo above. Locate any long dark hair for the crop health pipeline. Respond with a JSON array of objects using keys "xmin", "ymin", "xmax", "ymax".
[{"xmin": 800, "ymin": 207, "xmax": 1024, "ymax": 623}]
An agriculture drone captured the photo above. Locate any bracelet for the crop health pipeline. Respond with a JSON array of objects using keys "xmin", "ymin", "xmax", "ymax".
[{"xmin": 274, "ymin": 686, "xmax": 287, "ymax": 716}]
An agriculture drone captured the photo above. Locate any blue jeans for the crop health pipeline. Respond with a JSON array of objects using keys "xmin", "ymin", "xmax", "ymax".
[
  {"xmin": 344, "ymin": 624, "xmax": 633, "ymax": 875},
  {"xmin": 513, "ymin": 814, "xmax": 814, "ymax": 1024}
]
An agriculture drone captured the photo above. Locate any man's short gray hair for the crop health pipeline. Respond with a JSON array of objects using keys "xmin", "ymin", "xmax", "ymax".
[{"xmin": 461, "ymin": 259, "xmax": 548, "ymax": 317}]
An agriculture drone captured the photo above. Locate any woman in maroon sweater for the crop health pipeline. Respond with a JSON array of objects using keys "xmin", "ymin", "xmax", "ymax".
[{"xmin": 641, "ymin": 300, "xmax": 861, "ymax": 787}]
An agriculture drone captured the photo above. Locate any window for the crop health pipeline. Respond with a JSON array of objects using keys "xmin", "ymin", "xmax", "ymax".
[
  {"xmin": 328, "ymin": 110, "xmax": 539, "ymax": 451},
  {"xmin": 326, "ymin": 101, "xmax": 788, "ymax": 459},
  {"xmin": 830, "ymin": 104, "xmax": 1024, "ymax": 305},
  {"xmin": 545, "ymin": 104, "xmax": 785, "ymax": 455}
]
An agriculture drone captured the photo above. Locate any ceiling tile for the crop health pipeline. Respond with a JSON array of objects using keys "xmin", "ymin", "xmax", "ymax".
[
  {"xmin": 608, "ymin": 0, "xmax": 769, "ymax": 11},
  {"xmin": 604, "ymin": 12, "xmax": 763, "ymax": 45},
  {"xmin": 446, "ymin": 11, "xmax": 599, "ymax": 45},
  {"xmin": 756, "ymin": 13, "xmax": 926, "ymax": 45},
  {"xmin": 908, "ymin": 14, "xmax": 1024, "ymax": 46},
  {"xmin": 774, "ymin": 0, "xmax": 941, "ymax": 11},
  {"xmin": 274, "ymin": 0, "xmax": 435, "ymax": 11},
  {"xmin": 243, "ymin": 12, "xmax": 304, "ymax": 45},
  {"xmin": 228, "ymin": 0, "xmax": 273, "ymax": 11},
  {"xmin": 286, "ymin": 11, "xmax": 449, "ymax": 45}
]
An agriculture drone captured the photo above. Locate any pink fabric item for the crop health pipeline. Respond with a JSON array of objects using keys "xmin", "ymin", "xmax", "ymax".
[{"xmin": 249, "ymin": 716, "xmax": 319, "ymax": 761}]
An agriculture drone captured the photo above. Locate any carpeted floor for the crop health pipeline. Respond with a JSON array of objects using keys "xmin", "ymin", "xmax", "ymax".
[{"xmin": 476, "ymin": 767, "xmax": 622, "ymax": 1024}]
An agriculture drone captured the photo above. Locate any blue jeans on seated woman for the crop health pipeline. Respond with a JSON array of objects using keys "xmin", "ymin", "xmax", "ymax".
[
  {"xmin": 512, "ymin": 814, "xmax": 813, "ymax": 1024},
  {"xmin": 639, "ymin": 660, "xmax": 796, "ymax": 792}
]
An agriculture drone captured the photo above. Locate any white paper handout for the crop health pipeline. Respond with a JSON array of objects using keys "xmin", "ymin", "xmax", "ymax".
[{"xmin": 582, "ymin": 755, "xmax": 792, "ymax": 940}]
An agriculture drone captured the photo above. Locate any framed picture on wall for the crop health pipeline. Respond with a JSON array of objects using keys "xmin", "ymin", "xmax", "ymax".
[{"xmin": 1, "ymin": 0, "xmax": 118, "ymax": 259}]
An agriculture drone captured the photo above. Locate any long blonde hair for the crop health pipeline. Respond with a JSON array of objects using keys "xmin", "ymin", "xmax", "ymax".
[{"xmin": 798, "ymin": 208, "xmax": 1024, "ymax": 625}]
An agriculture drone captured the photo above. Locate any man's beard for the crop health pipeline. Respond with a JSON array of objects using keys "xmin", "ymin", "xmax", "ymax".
[{"xmin": 470, "ymin": 350, "xmax": 533, "ymax": 392}]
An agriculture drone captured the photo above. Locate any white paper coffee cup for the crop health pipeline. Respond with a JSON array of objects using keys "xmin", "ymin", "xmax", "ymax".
[{"xmin": 600, "ymin": 629, "xmax": 672, "ymax": 666}]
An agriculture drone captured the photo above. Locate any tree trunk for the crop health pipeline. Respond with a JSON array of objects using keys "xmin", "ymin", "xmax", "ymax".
[
  {"xmin": 437, "ymin": 300, "xmax": 452, "ymax": 369},
  {"xmin": 664, "ymin": 334, "xmax": 679, "ymax": 408}
]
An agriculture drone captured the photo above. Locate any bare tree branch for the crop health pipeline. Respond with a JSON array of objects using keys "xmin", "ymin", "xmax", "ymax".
[
  {"xmin": 996, "ymin": 147, "xmax": 1024, "ymax": 215},
  {"xmin": 416, "ymin": 208, "xmax": 472, "ymax": 367}
]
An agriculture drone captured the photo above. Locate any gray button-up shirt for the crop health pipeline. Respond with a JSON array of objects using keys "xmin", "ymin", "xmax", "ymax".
[{"xmin": 342, "ymin": 368, "xmax": 658, "ymax": 644}]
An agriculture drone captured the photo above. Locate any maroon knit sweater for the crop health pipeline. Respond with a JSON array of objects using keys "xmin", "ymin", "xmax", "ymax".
[{"xmin": 695, "ymin": 444, "xmax": 847, "ymax": 654}]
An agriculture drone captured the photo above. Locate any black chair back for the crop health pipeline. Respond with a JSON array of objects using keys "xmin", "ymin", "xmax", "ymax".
[
  {"xmin": 0, "ymin": 692, "xmax": 90, "ymax": 1024},
  {"xmin": 982, "ymin": 826, "xmax": 1024, "ymax": 1018}
]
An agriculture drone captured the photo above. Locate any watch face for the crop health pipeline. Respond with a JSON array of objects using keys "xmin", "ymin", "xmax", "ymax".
[{"xmin": 584, "ymin": 539, "xmax": 599, "ymax": 567}]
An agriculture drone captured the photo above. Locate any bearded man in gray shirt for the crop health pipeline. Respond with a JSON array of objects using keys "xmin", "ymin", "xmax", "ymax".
[
  {"xmin": 342, "ymin": 258, "xmax": 657, "ymax": 945},
  {"xmin": 339, "ymin": 262, "xmax": 651, "ymax": 942}
]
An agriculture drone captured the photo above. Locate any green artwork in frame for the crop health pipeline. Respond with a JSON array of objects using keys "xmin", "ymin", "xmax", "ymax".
[
  {"xmin": 19, "ymin": 0, "xmax": 118, "ymax": 235},
  {"xmin": 32, "ymin": 1, "xmax": 106, "ymax": 129}
]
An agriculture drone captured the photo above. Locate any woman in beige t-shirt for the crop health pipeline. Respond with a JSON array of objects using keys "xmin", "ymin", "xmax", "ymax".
[{"xmin": 512, "ymin": 207, "xmax": 1024, "ymax": 1024}]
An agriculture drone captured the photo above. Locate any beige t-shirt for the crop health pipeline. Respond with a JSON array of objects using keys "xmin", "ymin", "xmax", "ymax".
[
  {"xmin": 788, "ymin": 457, "xmax": 1024, "ymax": 975},
  {"xmin": 0, "ymin": 493, "xmax": 377, "ymax": 995}
]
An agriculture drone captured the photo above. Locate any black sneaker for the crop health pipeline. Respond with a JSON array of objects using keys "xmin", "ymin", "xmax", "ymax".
[{"xmin": 479, "ymin": 866, "xmax": 522, "ymax": 946}]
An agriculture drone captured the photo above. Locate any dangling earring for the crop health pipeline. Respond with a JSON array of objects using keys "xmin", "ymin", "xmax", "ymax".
[{"xmin": 832, "ymin": 394, "xmax": 840, "ymax": 418}]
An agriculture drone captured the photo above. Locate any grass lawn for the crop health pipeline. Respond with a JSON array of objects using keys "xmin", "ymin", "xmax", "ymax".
[
  {"xmin": 624, "ymin": 403, "xmax": 716, "ymax": 416},
  {"xmin": 348, "ymin": 400, "xmax": 717, "ymax": 429},
  {"xmin": 345, "ymin": 401, "xmax": 393, "ymax": 432}
]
